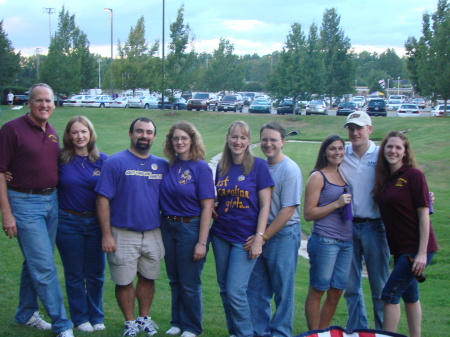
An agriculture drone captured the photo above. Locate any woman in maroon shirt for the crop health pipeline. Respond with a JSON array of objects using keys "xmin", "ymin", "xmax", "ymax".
[{"xmin": 373, "ymin": 131, "xmax": 438, "ymax": 337}]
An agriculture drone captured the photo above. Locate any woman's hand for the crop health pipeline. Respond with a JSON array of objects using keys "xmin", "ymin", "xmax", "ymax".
[
  {"xmin": 193, "ymin": 242, "xmax": 207, "ymax": 261},
  {"xmin": 411, "ymin": 252, "xmax": 427, "ymax": 276},
  {"xmin": 337, "ymin": 193, "xmax": 352, "ymax": 208}
]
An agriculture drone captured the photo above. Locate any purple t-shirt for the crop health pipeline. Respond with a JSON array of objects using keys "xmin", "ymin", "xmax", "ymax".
[
  {"xmin": 95, "ymin": 149, "xmax": 168, "ymax": 231},
  {"xmin": 378, "ymin": 165, "xmax": 438, "ymax": 255},
  {"xmin": 58, "ymin": 153, "xmax": 108, "ymax": 212},
  {"xmin": 160, "ymin": 158, "xmax": 215, "ymax": 217},
  {"xmin": 0, "ymin": 114, "xmax": 59, "ymax": 189},
  {"xmin": 211, "ymin": 157, "xmax": 274, "ymax": 243}
]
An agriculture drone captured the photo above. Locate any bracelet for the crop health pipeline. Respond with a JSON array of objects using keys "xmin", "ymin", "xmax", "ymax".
[
  {"xmin": 198, "ymin": 240, "xmax": 207, "ymax": 246},
  {"xmin": 257, "ymin": 232, "xmax": 268, "ymax": 242}
]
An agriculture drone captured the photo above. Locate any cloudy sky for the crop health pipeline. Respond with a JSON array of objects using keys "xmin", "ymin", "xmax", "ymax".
[{"xmin": 1, "ymin": 0, "xmax": 439, "ymax": 58}]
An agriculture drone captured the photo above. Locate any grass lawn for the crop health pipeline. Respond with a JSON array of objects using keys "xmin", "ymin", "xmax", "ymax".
[{"xmin": 0, "ymin": 106, "xmax": 449, "ymax": 337}]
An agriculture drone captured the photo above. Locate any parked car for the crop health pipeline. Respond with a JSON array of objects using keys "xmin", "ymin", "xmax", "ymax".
[
  {"xmin": 13, "ymin": 95, "xmax": 29, "ymax": 105},
  {"xmin": 107, "ymin": 97, "xmax": 130, "ymax": 108},
  {"xmin": 64, "ymin": 95, "xmax": 92, "ymax": 107},
  {"xmin": 336, "ymin": 101, "xmax": 358, "ymax": 116},
  {"xmin": 81, "ymin": 95, "xmax": 112, "ymax": 108},
  {"xmin": 352, "ymin": 96, "xmax": 365, "ymax": 108},
  {"xmin": 128, "ymin": 96, "xmax": 158, "ymax": 109},
  {"xmin": 387, "ymin": 99, "xmax": 403, "ymax": 111},
  {"xmin": 217, "ymin": 95, "xmax": 244, "ymax": 112},
  {"xmin": 431, "ymin": 104, "xmax": 450, "ymax": 116},
  {"xmin": 276, "ymin": 99, "xmax": 299, "ymax": 115},
  {"xmin": 242, "ymin": 96, "xmax": 253, "ymax": 106},
  {"xmin": 366, "ymin": 99, "xmax": 387, "ymax": 117},
  {"xmin": 158, "ymin": 97, "xmax": 187, "ymax": 110},
  {"xmin": 412, "ymin": 98, "xmax": 426, "ymax": 109},
  {"xmin": 187, "ymin": 92, "xmax": 217, "ymax": 111},
  {"xmin": 249, "ymin": 99, "xmax": 271, "ymax": 114},
  {"xmin": 305, "ymin": 100, "xmax": 328, "ymax": 115},
  {"xmin": 397, "ymin": 104, "xmax": 420, "ymax": 117}
]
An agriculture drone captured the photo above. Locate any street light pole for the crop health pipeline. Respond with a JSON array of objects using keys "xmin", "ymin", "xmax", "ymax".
[
  {"xmin": 387, "ymin": 79, "xmax": 390, "ymax": 95},
  {"xmin": 43, "ymin": 8, "xmax": 55, "ymax": 42},
  {"xmin": 97, "ymin": 59, "xmax": 102, "ymax": 90},
  {"xmin": 104, "ymin": 8, "xmax": 114, "ymax": 97},
  {"xmin": 397, "ymin": 76, "xmax": 400, "ymax": 95},
  {"xmin": 161, "ymin": 0, "xmax": 165, "ymax": 110},
  {"xmin": 36, "ymin": 48, "xmax": 42, "ymax": 81}
]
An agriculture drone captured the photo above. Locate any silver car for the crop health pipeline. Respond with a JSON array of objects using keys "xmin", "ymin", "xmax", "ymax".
[
  {"xmin": 128, "ymin": 96, "xmax": 158, "ymax": 109},
  {"xmin": 305, "ymin": 100, "xmax": 328, "ymax": 115}
]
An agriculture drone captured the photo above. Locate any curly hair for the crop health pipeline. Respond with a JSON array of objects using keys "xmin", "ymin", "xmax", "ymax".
[{"xmin": 163, "ymin": 121, "xmax": 206, "ymax": 164}]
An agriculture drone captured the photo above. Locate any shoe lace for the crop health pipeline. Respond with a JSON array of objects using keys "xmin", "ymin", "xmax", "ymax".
[
  {"xmin": 29, "ymin": 312, "xmax": 46, "ymax": 326},
  {"xmin": 124, "ymin": 324, "xmax": 138, "ymax": 336},
  {"xmin": 138, "ymin": 318, "xmax": 159, "ymax": 332}
]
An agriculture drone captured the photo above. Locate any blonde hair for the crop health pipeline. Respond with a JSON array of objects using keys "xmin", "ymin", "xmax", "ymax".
[
  {"xmin": 219, "ymin": 121, "xmax": 254, "ymax": 176},
  {"xmin": 60, "ymin": 116, "xmax": 100, "ymax": 164}
]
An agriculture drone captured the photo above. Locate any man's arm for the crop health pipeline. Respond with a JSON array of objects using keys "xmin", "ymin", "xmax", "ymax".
[
  {"xmin": 0, "ymin": 173, "xmax": 17, "ymax": 238},
  {"xmin": 96, "ymin": 194, "xmax": 116, "ymax": 253},
  {"xmin": 263, "ymin": 205, "xmax": 296, "ymax": 240}
]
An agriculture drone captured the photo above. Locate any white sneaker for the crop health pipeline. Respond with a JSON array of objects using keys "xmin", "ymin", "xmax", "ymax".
[
  {"xmin": 166, "ymin": 326, "xmax": 181, "ymax": 335},
  {"xmin": 56, "ymin": 329, "xmax": 75, "ymax": 337},
  {"xmin": 93, "ymin": 323, "xmax": 106, "ymax": 331},
  {"xmin": 136, "ymin": 316, "xmax": 159, "ymax": 336},
  {"xmin": 25, "ymin": 311, "xmax": 51, "ymax": 330},
  {"xmin": 181, "ymin": 331, "xmax": 197, "ymax": 337},
  {"xmin": 77, "ymin": 322, "xmax": 94, "ymax": 332}
]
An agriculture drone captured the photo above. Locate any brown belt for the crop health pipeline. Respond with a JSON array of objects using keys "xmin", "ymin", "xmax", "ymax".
[
  {"xmin": 166, "ymin": 215, "xmax": 200, "ymax": 223},
  {"xmin": 63, "ymin": 209, "xmax": 96, "ymax": 218},
  {"xmin": 8, "ymin": 186, "xmax": 56, "ymax": 195}
]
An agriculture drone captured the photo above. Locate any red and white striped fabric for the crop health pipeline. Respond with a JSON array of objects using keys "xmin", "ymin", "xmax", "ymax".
[{"xmin": 295, "ymin": 326, "xmax": 407, "ymax": 337}]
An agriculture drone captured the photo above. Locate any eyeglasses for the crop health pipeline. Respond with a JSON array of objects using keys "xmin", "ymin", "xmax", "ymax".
[
  {"xmin": 260, "ymin": 138, "xmax": 282, "ymax": 144},
  {"xmin": 171, "ymin": 136, "xmax": 190, "ymax": 142}
]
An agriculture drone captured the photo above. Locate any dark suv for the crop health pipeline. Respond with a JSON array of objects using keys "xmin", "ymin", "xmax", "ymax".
[
  {"xmin": 217, "ymin": 95, "xmax": 244, "ymax": 112},
  {"xmin": 366, "ymin": 99, "xmax": 387, "ymax": 117}
]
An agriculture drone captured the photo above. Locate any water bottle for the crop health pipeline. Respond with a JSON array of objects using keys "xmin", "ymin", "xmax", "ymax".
[
  {"xmin": 429, "ymin": 194, "xmax": 434, "ymax": 215},
  {"xmin": 406, "ymin": 255, "xmax": 426, "ymax": 283},
  {"xmin": 343, "ymin": 187, "xmax": 353, "ymax": 221}
]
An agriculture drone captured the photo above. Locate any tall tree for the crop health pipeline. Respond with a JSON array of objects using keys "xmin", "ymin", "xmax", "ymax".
[
  {"xmin": 320, "ymin": 8, "xmax": 354, "ymax": 105},
  {"xmin": 0, "ymin": 20, "xmax": 21, "ymax": 95},
  {"xmin": 405, "ymin": 0, "xmax": 450, "ymax": 107},
  {"xmin": 201, "ymin": 38, "xmax": 243, "ymax": 93},
  {"xmin": 40, "ymin": 6, "xmax": 96, "ymax": 96},
  {"xmin": 267, "ymin": 23, "xmax": 308, "ymax": 113},
  {"xmin": 115, "ymin": 16, "xmax": 160, "ymax": 95},
  {"xmin": 164, "ymin": 5, "xmax": 196, "ymax": 97}
]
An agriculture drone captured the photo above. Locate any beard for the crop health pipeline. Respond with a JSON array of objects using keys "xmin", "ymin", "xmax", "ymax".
[{"xmin": 135, "ymin": 138, "xmax": 150, "ymax": 150}]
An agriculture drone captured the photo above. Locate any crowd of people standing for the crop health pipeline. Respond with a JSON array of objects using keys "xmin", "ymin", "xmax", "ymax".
[{"xmin": 0, "ymin": 83, "xmax": 438, "ymax": 337}]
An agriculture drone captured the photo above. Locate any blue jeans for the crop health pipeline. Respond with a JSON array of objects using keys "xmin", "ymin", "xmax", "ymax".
[
  {"xmin": 307, "ymin": 233, "xmax": 353, "ymax": 291},
  {"xmin": 160, "ymin": 217, "xmax": 207, "ymax": 335},
  {"xmin": 56, "ymin": 209, "xmax": 105, "ymax": 326},
  {"xmin": 8, "ymin": 189, "xmax": 73, "ymax": 333},
  {"xmin": 211, "ymin": 233, "xmax": 258, "ymax": 337},
  {"xmin": 344, "ymin": 219, "xmax": 390, "ymax": 331},
  {"xmin": 247, "ymin": 224, "xmax": 300, "ymax": 337},
  {"xmin": 382, "ymin": 253, "xmax": 434, "ymax": 304}
]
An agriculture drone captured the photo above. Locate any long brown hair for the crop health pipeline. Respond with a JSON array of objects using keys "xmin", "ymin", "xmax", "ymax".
[
  {"xmin": 60, "ymin": 116, "xmax": 100, "ymax": 164},
  {"xmin": 219, "ymin": 121, "xmax": 254, "ymax": 176},
  {"xmin": 163, "ymin": 120, "xmax": 206, "ymax": 164},
  {"xmin": 373, "ymin": 131, "xmax": 418, "ymax": 200},
  {"xmin": 312, "ymin": 134, "xmax": 345, "ymax": 172}
]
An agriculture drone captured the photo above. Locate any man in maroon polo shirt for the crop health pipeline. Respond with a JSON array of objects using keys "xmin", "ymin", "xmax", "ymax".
[{"xmin": 0, "ymin": 83, "xmax": 74, "ymax": 337}]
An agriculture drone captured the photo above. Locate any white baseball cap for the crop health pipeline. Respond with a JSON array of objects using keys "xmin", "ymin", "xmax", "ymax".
[{"xmin": 344, "ymin": 111, "xmax": 372, "ymax": 127}]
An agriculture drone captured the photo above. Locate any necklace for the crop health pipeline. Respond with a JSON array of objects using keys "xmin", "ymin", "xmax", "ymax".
[
  {"xmin": 77, "ymin": 155, "xmax": 88, "ymax": 168},
  {"xmin": 178, "ymin": 160, "xmax": 188, "ymax": 174}
]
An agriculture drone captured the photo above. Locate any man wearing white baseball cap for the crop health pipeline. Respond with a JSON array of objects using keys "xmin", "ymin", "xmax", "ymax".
[{"xmin": 339, "ymin": 111, "xmax": 390, "ymax": 331}]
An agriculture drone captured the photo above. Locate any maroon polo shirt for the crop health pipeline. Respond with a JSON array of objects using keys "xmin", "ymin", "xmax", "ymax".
[
  {"xmin": 0, "ymin": 113, "xmax": 60, "ymax": 189},
  {"xmin": 378, "ymin": 165, "xmax": 438, "ymax": 255}
]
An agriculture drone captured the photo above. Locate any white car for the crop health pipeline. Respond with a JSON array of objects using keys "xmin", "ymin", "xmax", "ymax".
[
  {"xmin": 431, "ymin": 104, "xmax": 450, "ymax": 116},
  {"xmin": 107, "ymin": 97, "xmax": 130, "ymax": 108},
  {"xmin": 81, "ymin": 95, "xmax": 112, "ymax": 108},
  {"xmin": 397, "ymin": 104, "xmax": 420, "ymax": 117},
  {"xmin": 128, "ymin": 96, "xmax": 158, "ymax": 109},
  {"xmin": 352, "ymin": 96, "xmax": 365, "ymax": 108},
  {"xmin": 64, "ymin": 95, "xmax": 92, "ymax": 107},
  {"xmin": 387, "ymin": 100, "xmax": 403, "ymax": 111}
]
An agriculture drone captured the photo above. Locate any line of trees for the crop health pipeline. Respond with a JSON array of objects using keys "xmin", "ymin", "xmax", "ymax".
[{"xmin": 1, "ymin": 1, "xmax": 448, "ymax": 105}]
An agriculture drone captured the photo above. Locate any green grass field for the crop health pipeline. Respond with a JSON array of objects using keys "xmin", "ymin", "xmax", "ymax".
[{"xmin": 0, "ymin": 106, "xmax": 449, "ymax": 337}]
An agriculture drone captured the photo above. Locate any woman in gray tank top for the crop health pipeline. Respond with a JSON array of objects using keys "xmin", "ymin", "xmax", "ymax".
[{"xmin": 303, "ymin": 134, "xmax": 354, "ymax": 330}]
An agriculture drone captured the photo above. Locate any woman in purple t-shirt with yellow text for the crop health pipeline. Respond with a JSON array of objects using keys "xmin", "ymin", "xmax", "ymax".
[
  {"xmin": 210, "ymin": 121, "xmax": 273, "ymax": 337},
  {"xmin": 373, "ymin": 131, "xmax": 438, "ymax": 337}
]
